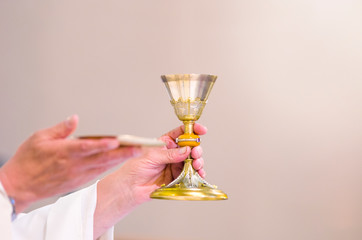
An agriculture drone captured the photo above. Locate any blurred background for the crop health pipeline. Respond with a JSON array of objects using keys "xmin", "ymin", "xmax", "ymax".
[{"xmin": 1, "ymin": 0, "xmax": 362, "ymax": 239}]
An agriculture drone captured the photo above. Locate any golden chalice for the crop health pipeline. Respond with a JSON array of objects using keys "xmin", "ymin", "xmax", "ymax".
[{"xmin": 150, "ymin": 74, "xmax": 228, "ymax": 201}]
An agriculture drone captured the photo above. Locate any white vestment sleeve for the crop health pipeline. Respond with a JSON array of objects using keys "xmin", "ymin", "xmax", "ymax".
[
  {"xmin": 12, "ymin": 182, "xmax": 114, "ymax": 240},
  {"xmin": 0, "ymin": 182, "xmax": 13, "ymax": 239}
]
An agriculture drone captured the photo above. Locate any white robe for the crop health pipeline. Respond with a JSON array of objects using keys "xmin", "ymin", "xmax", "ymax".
[{"xmin": 0, "ymin": 182, "xmax": 113, "ymax": 240}]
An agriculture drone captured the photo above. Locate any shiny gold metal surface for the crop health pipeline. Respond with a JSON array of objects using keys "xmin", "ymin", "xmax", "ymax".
[
  {"xmin": 150, "ymin": 187, "xmax": 228, "ymax": 201},
  {"xmin": 150, "ymin": 74, "xmax": 228, "ymax": 201}
]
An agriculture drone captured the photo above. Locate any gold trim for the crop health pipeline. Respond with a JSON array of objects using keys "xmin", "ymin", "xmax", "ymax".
[{"xmin": 150, "ymin": 187, "xmax": 228, "ymax": 201}]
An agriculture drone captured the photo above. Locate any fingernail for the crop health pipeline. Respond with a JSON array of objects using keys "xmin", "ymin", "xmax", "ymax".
[
  {"xmin": 65, "ymin": 115, "xmax": 75, "ymax": 129},
  {"xmin": 179, "ymin": 147, "xmax": 188, "ymax": 154}
]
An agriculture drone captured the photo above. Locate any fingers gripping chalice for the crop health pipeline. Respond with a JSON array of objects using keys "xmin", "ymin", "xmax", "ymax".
[{"xmin": 150, "ymin": 74, "xmax": 228, "ymax": 201}]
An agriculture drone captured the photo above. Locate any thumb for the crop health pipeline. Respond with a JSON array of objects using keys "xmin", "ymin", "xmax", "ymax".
[
  {"xmin": 42, "ymin": 115, "xmax": 79, "ymax": 139},
  {"xmin": 156, "ymin": 146, "xmax": 191, "ymax": 165}
]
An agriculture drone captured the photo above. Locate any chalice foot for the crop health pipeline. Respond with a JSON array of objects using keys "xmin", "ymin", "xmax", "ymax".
[{"xmin": 151, "ymin": 157, "xmax": 227, "ymax": 200}]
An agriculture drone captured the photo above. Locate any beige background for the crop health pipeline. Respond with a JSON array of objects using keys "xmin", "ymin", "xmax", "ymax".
[{"xmin": 1, "ymin": 1, "xmax": 362, "ymax": 240}]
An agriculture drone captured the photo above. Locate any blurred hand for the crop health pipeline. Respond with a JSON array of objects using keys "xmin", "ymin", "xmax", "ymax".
[
  {"xmin": 94, "ymin": 123, "xmax": 207, "ymax": 238},
  {"xmin": 0, "ymin": 115, "xmax": 141, "ymax": 212}
]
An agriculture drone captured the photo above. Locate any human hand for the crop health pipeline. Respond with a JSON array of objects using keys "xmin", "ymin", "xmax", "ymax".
[
  {"xmin": 94, "ymin": 124, "xmax": 207, "ymax": 238},
  {"xmin": 0, "ymin": 115, "xmax": 141, "ymax": 212},
  {"xmin": 117, "ymin": 123, "xmax": 207, "ymax": 204}
]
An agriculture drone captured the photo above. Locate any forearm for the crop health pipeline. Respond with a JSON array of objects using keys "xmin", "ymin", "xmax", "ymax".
[{"xmin": 93, "ymin": 170, "xmax": 140, "ymax": 239}]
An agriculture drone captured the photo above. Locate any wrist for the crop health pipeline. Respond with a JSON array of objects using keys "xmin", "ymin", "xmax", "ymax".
[
  {"xmin": 0, "ymin": 166, "xmax": 31, "ymax": 213},
  {"xmin": 102, "ymin": 172, "xmax": 139, "ymax": 217},
  {"xmin": 94, "ymin": 173, "xmax": 139, "ymax": 239}
]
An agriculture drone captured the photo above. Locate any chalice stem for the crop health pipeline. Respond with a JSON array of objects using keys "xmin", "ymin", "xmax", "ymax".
[
  {"xmin": 184, "ymin": 121, "xmax": 194, "ymax": 135},
  {"xmin": 166, "ymin": 121, "xmax": 214, "ymax": 189}
]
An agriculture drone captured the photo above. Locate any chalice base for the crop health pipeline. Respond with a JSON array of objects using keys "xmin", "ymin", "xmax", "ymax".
[
  {"xmin": 150, "ymin": 186, "xmax": 228, "ymax": 201},
  {"xmin": 150, "ymin": 158, "xmax": 228, "ymax": 201}
]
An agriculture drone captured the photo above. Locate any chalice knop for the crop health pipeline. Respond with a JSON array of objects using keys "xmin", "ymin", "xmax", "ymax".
[{"xmin": 150, "ymin": 74, "xmax": 228, "ymax": 201}]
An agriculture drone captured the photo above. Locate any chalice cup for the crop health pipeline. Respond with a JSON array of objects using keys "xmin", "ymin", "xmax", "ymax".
[{"xmin": 150, "ymin": 74, "xmax": 228, "ymax": 201}]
